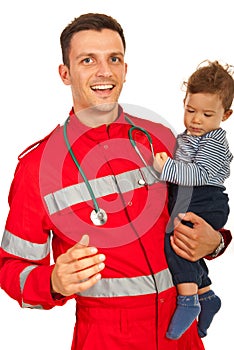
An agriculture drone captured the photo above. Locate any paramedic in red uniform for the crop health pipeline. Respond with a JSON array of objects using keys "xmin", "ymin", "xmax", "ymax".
[{"xmin": 0, "ymin": 13, "xmax": 232, "ymax": 350}]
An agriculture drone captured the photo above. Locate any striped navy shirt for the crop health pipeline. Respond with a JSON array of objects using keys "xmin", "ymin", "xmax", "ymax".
[{"xmin": 160, "ymin": 128, "xmax": 233, "ymax": 187}]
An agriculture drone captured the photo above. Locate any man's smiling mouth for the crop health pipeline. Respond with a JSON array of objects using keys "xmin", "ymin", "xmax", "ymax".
[{"xmin": 91, "ymin": 84, "xmax": 115, "ymax": 91}]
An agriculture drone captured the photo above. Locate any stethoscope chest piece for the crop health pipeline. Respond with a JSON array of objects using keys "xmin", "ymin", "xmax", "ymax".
[{"xmin": 90, "ymin": 208, "xmax": 108, "ymax": 226}]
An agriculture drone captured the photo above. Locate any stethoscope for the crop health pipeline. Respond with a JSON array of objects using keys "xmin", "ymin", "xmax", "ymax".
[{"xmin": 63, "ymin": 115, "xmax": 157, "ymax": 226}]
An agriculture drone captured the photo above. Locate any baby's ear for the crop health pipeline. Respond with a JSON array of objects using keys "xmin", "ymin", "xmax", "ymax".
[{"xmin": 222, "ymin": 109, "xmax": 232, "ymax": 121}]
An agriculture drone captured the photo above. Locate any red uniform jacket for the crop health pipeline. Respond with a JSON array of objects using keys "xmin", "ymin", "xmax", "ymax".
[{"xmin": 1, "ymin": 108, "xmax": 231, "ymax": 349}]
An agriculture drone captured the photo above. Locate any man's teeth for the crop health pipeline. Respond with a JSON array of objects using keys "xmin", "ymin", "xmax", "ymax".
[{"xmin": 91, "ymin": 85, "xmax": 113, "ymax": 90}]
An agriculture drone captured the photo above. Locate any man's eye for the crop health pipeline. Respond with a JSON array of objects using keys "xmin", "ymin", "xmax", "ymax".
[
  {"xmin": 111, "ymin": 57, "xmax": 119, "ymax": 63},
  {"xmin": 83, "ymin": 57, "xmax": 93, "ymax": 64}
]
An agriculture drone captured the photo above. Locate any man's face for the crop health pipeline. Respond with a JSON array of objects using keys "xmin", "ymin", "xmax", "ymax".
[{"xmin": 59, "ymin": 29, "xmax": 127, "ymax": 115}]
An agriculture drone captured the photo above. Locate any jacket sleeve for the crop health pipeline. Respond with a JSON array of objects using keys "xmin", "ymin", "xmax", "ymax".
[
  {"xmin": 205, "ymin": 228, "xmax": 232, "ymax": 260},
  {"xmin": 0, "ymin": 156, "xmax": 69, "ymax": 309}
]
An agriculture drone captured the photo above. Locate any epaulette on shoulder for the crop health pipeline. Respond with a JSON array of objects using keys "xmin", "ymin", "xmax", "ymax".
[{"xmin": 18, "ymin": 124, "xmax": 60, "ymax": 160}]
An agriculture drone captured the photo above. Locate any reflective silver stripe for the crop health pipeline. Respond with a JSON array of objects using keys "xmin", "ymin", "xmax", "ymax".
[
  {"xmin": 20, "ymin": 265, "xmax": 38, "ymax": 292},
  {"xmin": 22, "ymin": 302, "xmax": 44, "ymax": 309},
  {"xmin": 44, "ymin": 166, "xmax": 158, "ymax": 215},
  {"xmin": 20, "ymin": 265, "xmax": 44, "ymax": 309},
  {"xmin": 78, "ymin": 268, "xmax": 174, "ymax": 298},
  {"xmin": 1, "ymin": 230, "xmax": 50, "ymax": 261}
]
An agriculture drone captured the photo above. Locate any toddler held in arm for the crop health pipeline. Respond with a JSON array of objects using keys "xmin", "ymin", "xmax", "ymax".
[{"xmin": 154, "ymin": 60, "xmax": 234, "ymax": 340}]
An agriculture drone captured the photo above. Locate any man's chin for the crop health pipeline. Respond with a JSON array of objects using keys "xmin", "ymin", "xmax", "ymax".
[{"xmin": 92, "ymin": 102, "xmax": 118, "ymax": 113}]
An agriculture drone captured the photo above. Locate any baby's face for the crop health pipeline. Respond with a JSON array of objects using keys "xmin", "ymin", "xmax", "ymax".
[{"xmin": 183, "ymin": 93, "xmax": 228, "ymax": 136}]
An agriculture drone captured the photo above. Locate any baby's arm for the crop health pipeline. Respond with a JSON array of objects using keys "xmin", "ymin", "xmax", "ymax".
[{"xmin": 153, "ymin": 152, "xmax": 168, "ymax": 173}]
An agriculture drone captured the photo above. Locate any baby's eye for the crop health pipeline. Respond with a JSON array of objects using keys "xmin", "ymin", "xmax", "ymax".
[{"xmin": 204, "ymin": 113, "xmax": 212, "ymax": 117}]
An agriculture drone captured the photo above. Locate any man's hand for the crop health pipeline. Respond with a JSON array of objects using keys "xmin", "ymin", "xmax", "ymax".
[
  {"xmin": 51, "ymin": 235, "xmax": 106, "ymax": 296},
  {"xmin": 171, "ymin": 212, "xmax": 221, "ymax": 261}
]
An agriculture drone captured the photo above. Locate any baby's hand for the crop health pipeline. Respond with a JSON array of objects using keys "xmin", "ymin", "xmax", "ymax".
[{"xmin": 153, "ymin": 152, "xmax": 168, "ymax": 173}]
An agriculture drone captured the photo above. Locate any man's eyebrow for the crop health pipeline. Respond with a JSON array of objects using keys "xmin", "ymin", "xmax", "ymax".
[
  {"xmin": 75, "ymin": 51, "xmax": 124, "ymax": 60},
  {"xmin": 110, "ymin": 51, "xmax": 125, "ymax": 57},
  {"xmin": 75, "ymin": 52, "xmax": 93, "ymax": 60}
]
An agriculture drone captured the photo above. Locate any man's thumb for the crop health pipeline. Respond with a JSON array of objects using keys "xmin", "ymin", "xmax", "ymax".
[{"xmin": 78, "ymin": 234, "xmax": 90, "ymax": 246}]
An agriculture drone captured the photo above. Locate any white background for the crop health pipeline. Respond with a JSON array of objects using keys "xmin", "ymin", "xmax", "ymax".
[{"xmin": 0, "ymin": 0, "xmax": 233, "ymax": 349}]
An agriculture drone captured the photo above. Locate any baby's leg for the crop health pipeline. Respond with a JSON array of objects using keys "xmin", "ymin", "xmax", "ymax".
[
  {"xmin": 166, "ymin": 283, "xmax": 201, "ymax": 340},
  {"xmin": 197, "ymin": 287, "xmax": 221, "ymax": 337}
]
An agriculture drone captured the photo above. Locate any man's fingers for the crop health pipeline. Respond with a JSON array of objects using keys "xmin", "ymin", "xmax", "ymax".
[
  {"xmin": 59, "ymin": 235, "xmax": 99, "ymax": 264},
  {"xmin": 52, "ymin": 247, "xmax": 106, "ymax": 296},
  {"xmin": 65, "ymin": 253, "xmax": 106, "ymax": 275},
  {"xmin": 177, "ymin": 211, "xmax": 203, "ymax": 225},
  {"xmin": 170, "ymin": 236, "xmax": 193, "ymax": 260},
  {"xmin": 174, "ymin": 215, "xmax": 197, "ymax": 240},
  {"xmin": 51, "ymin": 234, "xmax": 108, "ymax": 296},
  {"xmin": 68, "ymin": 273, "xmax": 103, "ymax": 295},
  {"xmin": 70, "ymin": 261, "xmax": 105, "ymax": 284},
  {"xmin": 58, "ymin": 246, "xmax": 97, "ymax": 264}
]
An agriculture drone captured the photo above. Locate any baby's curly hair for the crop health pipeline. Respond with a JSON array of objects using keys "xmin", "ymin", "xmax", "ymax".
[{"xmin": 183, "ymin": 60, "xmax": 234, "ymax": 111}]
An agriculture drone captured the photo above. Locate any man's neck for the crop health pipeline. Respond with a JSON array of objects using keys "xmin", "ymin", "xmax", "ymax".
[{"xmin": 74, "ymin": 103, "xmax": 119, "ymax": 128}]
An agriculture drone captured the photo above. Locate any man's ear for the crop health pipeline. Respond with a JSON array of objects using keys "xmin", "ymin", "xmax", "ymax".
[
  {"xmin": 58, "ymin": 64, "xmax": 71, "ymax": 85},
  {"xmin": 222, "ymin": 109, "xmax": 233, "ymax": 121},
  {"xmin": 123, "ymin": 62, "xmax": 128, "ymax": 83}
]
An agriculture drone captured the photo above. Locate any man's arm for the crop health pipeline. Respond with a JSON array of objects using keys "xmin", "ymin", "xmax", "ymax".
[{"xmin": 170, "ymin": 212, "xmax": 232, "ymax": 261}]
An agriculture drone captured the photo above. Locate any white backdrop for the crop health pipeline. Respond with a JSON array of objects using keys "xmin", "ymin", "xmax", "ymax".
[{"xmin": 0, "ymin": 0, "xmax": 233, "ymax": 349}]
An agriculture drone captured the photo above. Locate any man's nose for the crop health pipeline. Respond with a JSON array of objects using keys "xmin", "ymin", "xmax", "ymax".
[{"xmin": 96, "ymin": 60, "xmax": 112, "ymax": 78}]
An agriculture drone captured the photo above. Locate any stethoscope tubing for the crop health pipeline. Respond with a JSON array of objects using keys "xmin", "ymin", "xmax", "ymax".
[
  {"xmin": 63, "ymin": 117, "xmax": 100, "ymax": 213},
  {"xmin": 63, "ymin": 115, "xmax": 157, "ymax": 225}
]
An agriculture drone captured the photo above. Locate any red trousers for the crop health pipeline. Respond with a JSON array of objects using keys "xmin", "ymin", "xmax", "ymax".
[{"xmin": 71, "ymin": 296, "xmax": 204, "ymax": 350}]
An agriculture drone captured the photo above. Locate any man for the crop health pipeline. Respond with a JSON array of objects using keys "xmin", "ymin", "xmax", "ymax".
[{"xmin": 0, "ymin": 13, "xmax": 231, "ymax": 350}]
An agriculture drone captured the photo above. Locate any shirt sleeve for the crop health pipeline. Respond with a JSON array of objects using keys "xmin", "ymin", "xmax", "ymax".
[{"xmin": 160, "ymin": 137, "xmax": 226, "ymax": 186}]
